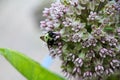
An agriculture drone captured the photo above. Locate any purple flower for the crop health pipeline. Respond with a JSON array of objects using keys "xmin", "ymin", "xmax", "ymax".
[
  {"xmin": 106, "ymin": 37, "xmax": 118, "ymax": 47},
  {"xmin": 50, "ymin": 2, "xmax": 68, "ymax": 19},
  {"xmin": 110, "ymin": 59, "xmax": 120, "ymax": 69},
  {"xmin": 40, "ymin": 21, "xmax": 47, "ymax": 28},
  {"xmin": 62, "ymin": 18, "xmax": 72, "ymax": 27},
  {"xmin": 105, "ymin": 5, "xmax": 116, "ymax": 15},
  {"xmin": 115, "ymin": 0, "xmax": 120, "ymax": 12},
  {"xmin": 75, "ymin": 58, "xmax": 83, "ymax": 67},
  {"xmin": 92, "ymin": 28, "xmax": 103, "ymax": 38},
  {"xmin": 81, "ymin": 37, "xmax": 97, "ymax": 48},
  {"xmin": 40, "ymin": 19, "xmax": 54, "ymax": 31},
  {"xmin": 67, "ymin": 53, "xmax": 76, "ymax": 61},
  {"xmin": 99, "ymin": 48, "xmax": 108, "ymax": 58},
  {"xmin": 81, "ymin": 39, "xmax": 90, "ymax": 48},
  {"xmin": 86, "ymin": 50, "xmax": 95, "ymax": 58},
  {"xmin": 43, "ymin": 8, "xmax": 50, "ymax": 17},
  {"xmin": 95, "ymin": 65, "xmax": 104, "ymax": 76},
  {"xmin": 88, "ymin": 37, "xmax": 97, "ymax": 47},
  {"xmin": 49, "ymin": 48, "xmax": 56, "ymax": 58},
  {"xmin": 62, "ymin": 70, "xmax": 70, "ymax": 78},
  {"xmin": 72, "ymin": 67, "xmax": 81, "ymax": 74},
  {"xmin": 88, "ymin": 11, "xmax": 98, "ymax": 21},
  {"xmin": 105, "ymin": 68, "xmax": 114, "ymax": 75},
  {"xmin": 100, "ymin": 36, "xmax": 107, "ymax": 43},
  {"xmin": 83, "ymin": 71, "xmax": 92, "ymax": 79},
  {"xmin": 71, "ymin": 33, "xmax": 81, "ymax": 42},
  {"xmin": 107, "ymin": 49, "xmax": 115, "ymax": 57},
  {"xmin": 71, "ymin": 22, "xmax": 84, "ymax": 32}
]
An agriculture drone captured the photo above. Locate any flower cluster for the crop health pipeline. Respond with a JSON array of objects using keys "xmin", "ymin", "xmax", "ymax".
[
  {"xmin": 40, "ymin": 0, "xmax": 120, "ymax": 80},
  {"xmin": 115, "ymin": 0, "xmax": 120, "ymax": 12}
]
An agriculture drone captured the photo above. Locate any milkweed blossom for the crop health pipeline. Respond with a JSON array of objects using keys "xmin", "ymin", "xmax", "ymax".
[{"xmin": 40, "ymin": 0, "xmax": 120, "ymax": 80}]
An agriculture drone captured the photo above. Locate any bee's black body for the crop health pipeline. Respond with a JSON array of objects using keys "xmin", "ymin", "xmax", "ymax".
[
  {"xmin": 40, "ymin": 31, "xmax": 60, "ymax": 48},
  {"xmin": 47, "ymin": 31, "xmax": 58, "ymax": 47}
]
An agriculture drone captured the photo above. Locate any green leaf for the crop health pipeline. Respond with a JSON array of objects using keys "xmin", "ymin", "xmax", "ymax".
[
  {"xmin": 0, "ymin": 48, "xmax": 65, "ymax": 80},
  {"xmin": 104, "ymin": 27, "xmax": 114, "ymax": 32}
]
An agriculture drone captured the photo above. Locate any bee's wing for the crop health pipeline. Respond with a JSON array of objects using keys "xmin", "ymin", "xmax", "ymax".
[
  {"xmin": 40, "ymin": 36, "xmax": 45, "ymax": 42},
  {"xmin": 40, "ymin": 36, "xmax": 51, "ymax": 49}
]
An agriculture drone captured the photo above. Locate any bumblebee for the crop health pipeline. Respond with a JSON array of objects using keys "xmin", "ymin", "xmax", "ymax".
[{"xmin": 40, "ymin": 31, "xmax": 58, "ymax": 48}]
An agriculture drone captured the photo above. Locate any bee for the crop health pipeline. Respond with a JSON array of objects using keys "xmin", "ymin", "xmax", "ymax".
[{"xmin": 40, "ymin": 31, "xmax": 59, "ymax": 48}]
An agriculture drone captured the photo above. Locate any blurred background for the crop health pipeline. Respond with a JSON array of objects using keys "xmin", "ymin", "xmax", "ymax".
[{"xmin": 0, "ymin": 0, "xmax": 62, "ymax": 80}]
